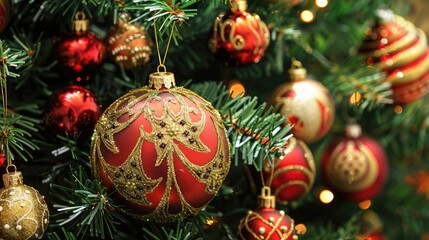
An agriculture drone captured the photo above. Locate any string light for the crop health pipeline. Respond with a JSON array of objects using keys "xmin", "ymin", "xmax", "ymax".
[
  {"xmin": 315, "ymin": 0, "xmax": 329, "ymax": 8},
  {"xmin": 228, "ymin": 80, "xmax": 246, "ymax": 98},
  {"xmin": 295, "ymin": 224, "xmax": 307, "ymax": 235},
  {"xmin": 319, "ymin": 189, "xmax": 334, "ymax": 204},
  {"xmin": 358, "ymin": 200, "xmax": 372, "ymax": 210},
  {"xmin": 394, "ymin": 105, "xmax": 403, "ymax": 114},
  {"xmin": 300, "ymin": 10, "xmax": 315, "ymax": 23}
]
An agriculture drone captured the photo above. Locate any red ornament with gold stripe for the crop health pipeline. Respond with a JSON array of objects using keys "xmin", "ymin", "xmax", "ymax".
[
  {"xmin": 359, "ymin": 10, "xmax": 429, "ymax": 104},
  {"xmin": 238, "ymin": 187, "xmax": 298, "ymax": 240},
  {"xmin": 90, "ymin": 71, "xmax": 230, "ymax": 222},
  {"xmin": 269, "ymin": 60, "xmax": 335, "ymax": 143},
  {"xmin": 208, "ymin": 0, "xmax": 270, "ymax": 66},
  {"xmin": 264, "ymin": 137, "xmax": 316, "ymax": 204},
  {"xmin": 320, "ymin": 124, "xmax": 389, "ymax": 202}
]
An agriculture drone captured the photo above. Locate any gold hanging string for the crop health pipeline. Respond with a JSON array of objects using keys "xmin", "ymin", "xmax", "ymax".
[
  {"xmin": 260, "ymin": 157, "xmax": 276, "ymax": 189},
  {"xmin": 153, "ymin": 20, "xmax": 176, "ymax": 72}
]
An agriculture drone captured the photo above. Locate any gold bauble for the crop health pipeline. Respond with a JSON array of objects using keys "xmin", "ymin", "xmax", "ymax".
[
  {"xmin": 0, "ymin": 171, "xmax": 49, "ymax": 240},
  {"xmin": 107, "ymin": 12, "xmax": 152, "ymax": 69}
]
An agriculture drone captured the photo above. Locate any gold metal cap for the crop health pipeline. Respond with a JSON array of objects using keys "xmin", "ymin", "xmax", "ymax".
[
  {"xmin": 258, "ymin": 186, "xmax": 276, "ymax": 209},
  {"xmin": 289, "ymin": 60, "xmax": 307, "ymax": 81},
  {"xmin": 149, "ymin": 71, "xmax": 176, "ymax": 90},
  {"xmin": 117, "ymin": 12, "xmax": 131, "ymax": 25},
  {"xmin": 230, "ymin": 0, "xmax": 247, "ymax": 13},
  {"xmin": 72, "ymin": 11, "xmax": 89, "ymax": 35},
  {"xmin": 2, "ymin": 171, "xmax": 24, "ymax": 188}
]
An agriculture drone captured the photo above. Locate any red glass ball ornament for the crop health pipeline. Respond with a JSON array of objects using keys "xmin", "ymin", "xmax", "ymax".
[
  {"xmin": 55, "ymin": 32, "xmax": 106, "ymax": 84},
  {"xmin": 208, "ymin": 0, "xmax": 270, "ymax": 66},
  {"xmin": 238, "ymin": 187, "xmax": 297, "ymax": 240},
  {"xmin": 321, "ymin": 124, "xmax": 388, "ymax": 202},
  {"xmin": 359, "ymin": 11, "xmax": 429, "ymax": 104},
  {"xmin": 264, "ymin": 137, "xmax": 315, "ymax": 204},
  {"xmin": 44, "ymin": 85, "xmax": 101, "ymax": 139},
  {"xmin": 0, "ymin": 0, "xmax": 11, "ymax": 33},
  {"xmin": 90, "ymin": 72, "xmax": 230, "ymax": 222},
  {"xmin": 270, "ymin": 61, "xmax": 335, "ymax": 143}
]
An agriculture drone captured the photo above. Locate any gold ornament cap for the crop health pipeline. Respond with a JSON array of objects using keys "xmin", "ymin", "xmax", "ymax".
[
  {"xmin": 230, "ymin": 0, "xmax": 247, "ymax": 13},
  {"xmin": 72, "ymin": 11, "xmax": 89, "ymax": 35},
  {"xmin": 258, "ymin": 186, "xmax": 276, "ymax": 209},
  {"xmin": 117, "ymin": 12, "xmax": 131, "ymax": 25},
  {"xmin": 2, "ymin": 171, "xmax": 24, "ymax": 188},
  {"xmin": 375, "ymin": 8, "xmax": 394, "ymax": 24},
  {"xmin": 149, "ymin": 71, "xmax": 176, "ymax": 90},
  {"xmin": 289, "ymin": 60, "xmax": 307, "ymax": 82},
  {"xmin": 345, "ymin": 123, "xmax": 362, "ymax": 138}
]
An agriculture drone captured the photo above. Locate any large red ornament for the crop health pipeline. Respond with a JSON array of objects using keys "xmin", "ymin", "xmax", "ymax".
[
  {"xmin": 270, "ymin": 60, "xmax": 335, "ymax": 143},
  {"xmin": 44, "ymin": 85, "xmax": 101, "ymax": 139},
  {"xmin": 0, "ymin": 0, "xmax": 11, "ymax": 33},
  {"xmin": 359, "ymin": 10, "xmax": 429, "ymax": 104},
  {"xmin": 321, "ymin": 124, "xmax": 388, "ymax": 202},
  {"xmin": 55, "ymin": 12, "xmax": 106, "ymax": 84},
  {"xmin": 238, "ymin": 187, "xmax": 297, "ymax": 240},
  {"xmin": 264, "ymin": 137, "xmax": 315, "ymax": 204},
  {"xmin": 90, "ymin": 71, "xmax": 230, "ymax": 222},
  {"xmin": 208, "ymin": 0, "xmax": 270, "ymax": 66}
]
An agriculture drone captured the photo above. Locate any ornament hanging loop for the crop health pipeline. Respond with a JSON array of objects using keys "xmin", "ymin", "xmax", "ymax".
[
  {"xmin": 72, "ymin": 11, "xmax": 89, "ymax": 35},
  {"xmin": 153, "ymin": 20, "xmax": 176, "ymax": 72},
  {"xmin": 157, "ymin": 64, "xmax": 167, "ymax": 73},
  {"xmin": 289, "ymin": 59, "xmax": 307, "ymax": 81},
  {"xmin": 5, "ymin": 164, "xmax": 16, "ymax": 174}
]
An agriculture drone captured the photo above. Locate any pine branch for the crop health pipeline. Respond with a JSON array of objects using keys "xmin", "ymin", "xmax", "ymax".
[
  {"xmin": 142, "ymin": 221, "xmax": 203, "ymax": 240},
  {"xmin": 302, "ymin": 214, "xmax": 360, "ymax": 240},
  {"xmin": 50, "ymin": 166, "xmax": 127, "ymax": 240},
  {"xmin": 189, "ymin": 81, "xmax": 292, "ymax": 170}
]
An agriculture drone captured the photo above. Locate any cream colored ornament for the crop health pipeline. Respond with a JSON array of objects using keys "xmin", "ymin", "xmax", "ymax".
[{"xmin": 0, "ymin": 171, "xmax": 49, "ymax": 240}]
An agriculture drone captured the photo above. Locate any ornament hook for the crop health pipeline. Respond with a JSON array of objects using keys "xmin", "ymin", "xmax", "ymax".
[{"xmin": 5, "ymin": 164, "xmax": 16, "ymax": 174}]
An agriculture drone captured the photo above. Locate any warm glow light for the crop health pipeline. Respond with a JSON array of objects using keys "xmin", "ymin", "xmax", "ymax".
[
  {"xmin": 319, "ymin": 189, "xmax": 334, "ymax": 204},
  {"xmin": 394, "ymin": 105, "xmax": 403, "ymax": 114},
  {"xmin": 315, "ymin": 0, "xmax": 328, "ymax": 8},
  {"xmin": 349, "ymin": 92, "xmax": 362, "ymax": 105},
  {"xmin": 358, "ymin": 200, "xmax": 372, "ymax": 210},
  {"xmin": 300, "ymin": 10, "xmax": 315, "ymax": 23},
  {"xmin": 228, "ymin": 80, "xmax": 246, "ymax": 98},
  {"xmin": 206, "ymin": 218, "xmax": 216, "ymax": 226},
  {"xmin": 295, "ymin": 224, "xmax": 307, "ymax": 235}
]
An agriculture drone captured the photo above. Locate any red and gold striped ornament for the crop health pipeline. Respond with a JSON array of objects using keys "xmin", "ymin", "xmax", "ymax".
[
  {"xmin": 264, "ymin": 137, "xmax": 315, "ymax": 204},
  {"xmin": 238, "ymin": 187, "xmax": 297, "ymax": 240},
  {"xmin": 90, "ymin": 71, "xmax": 230, "ymax": 222},
  {"xmin": 321, "ymin": 124, "xmax": 388, "ymax": 202},
  {"xmin": 359, "ymin": 10, "xmax": 429, "ymax": 105},
  {"xmin": 269, "ymin": 60, "xmax": 335, "ymax": 143}
]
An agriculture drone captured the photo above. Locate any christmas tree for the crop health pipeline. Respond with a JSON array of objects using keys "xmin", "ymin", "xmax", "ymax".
[{"xmin": 0, "ymin": 0, "xmax": 428, "ymax": 239}]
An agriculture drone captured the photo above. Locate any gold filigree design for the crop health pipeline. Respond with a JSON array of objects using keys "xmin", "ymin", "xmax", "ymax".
[
  {"xmin": 209, "ymin": 11, "xmax": 270, "ymax": 53},
  {"xmin": 91, "ymin": 86, "xmax": 230, "ymax": 222},
  {"xmin": 0, "ymin": 173, "xmax": 49, "ymax": 240},
  {"xmin": 327, "ymin": 140, "xmax": 378, "ymax": 193}
]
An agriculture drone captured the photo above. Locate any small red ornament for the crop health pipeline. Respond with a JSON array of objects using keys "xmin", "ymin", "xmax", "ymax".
[
  {"xmin": 0, "ymin": 0, "xmax": 11, "ymax": 33},
  {"xmin": 55, "ymin": 11, "xmax": 106, "ymax": 84},
  {"xmin": 238, "ymin": 187, "xmax": 297, "ymax": 240},
  {"xmin": 264, "ymin": 137, "xmax": 315, "ymax": 204},
  {"xmin": 44, "ymin": 85, "xmax": 101, "ymax": 139},
  {"xmin": 321, "ymin": 124, "xmax": 388, "ymax": 202},
  {"xmin": 357, "ymin": 211, "xmax": 386, "ymax": 240},
  {"xmin": 359, "ymin": 10, "xmax": 429, "ymax": 104},
  {"xmin": 107, "ymin": 12, "xmax": 152, "ymax": 69},
  {"xmin": 208, "ymin": 0, "xmax": 270, "ymax": 66},
  {"xmin": 270, "ymin": 60, "xmax": 335, "ymax": 143},
  {"xmin": 90, "ymin": 71, "xmax": 230, "ymax": 222},
  {"xmin": 0, "ymin": 154, "xmax": 4, "ymax": 167}
]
